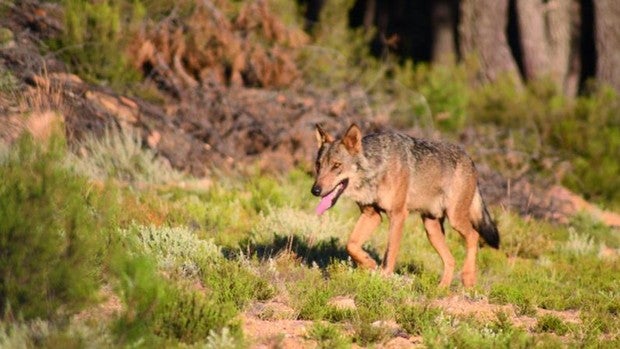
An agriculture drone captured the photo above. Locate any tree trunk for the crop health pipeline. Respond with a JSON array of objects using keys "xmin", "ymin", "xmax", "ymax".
[
  {"xmin": 363, "ymin": 0, "xmax": 376, "ymax": 29},
  {"xmin": 431, "ymin": 0, "xmax": 457, "ymax": 64},
  {"xmin": 459, "ymin": 0, "xmax": 522, "ymax": 85},
  {"xmin": 516, "ymin": 0, "xmax": 573, "ymax": 94},
  {"xmin": 593, "ymin": 0, "xmax": 620, "ymax": 92},
  {"xmin": 516, "ymin": 0, "xmax": 550, "ymax": 79},
  {"xmin": 565, "ymin": 0, "xmax": 582, "ymax": 97}
]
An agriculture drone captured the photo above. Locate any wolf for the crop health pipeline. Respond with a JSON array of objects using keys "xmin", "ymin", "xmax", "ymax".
[{"xmin": 311, "ymin": 124, "xmax": 499, "ymax": 287}]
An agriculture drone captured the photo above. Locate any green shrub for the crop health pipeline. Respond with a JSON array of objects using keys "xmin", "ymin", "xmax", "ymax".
[
  {"xmin": 0, "ymin": 135, "xmax": 109, "ymax": 320},
  {"xmin": 200, "ymin": 258, "xmax": 275, "ymax": 308},
  {"xmin": 113, "ymin": 253, "xmax": 243, "ymax": 346},
  {"xmin": 558, "ymin": 86, "xmax": 620, "ymax": 207},
  {"xmin": 496, "ymin": 211, "xmax": 556, "ymax": 259},
  {"xmin": 489, "ymin": 284, "xmax": 537, "ymax": 316},
  {"xmin": 307, "ymin": 322, "xmax": 351, "ymax": 349},
  {"xmin": 469, "ymin": 79, "xmax": 620, "ymax": 208},
  {"xmin": 290, "ymin": 269, "xmax": 332, "ymax": 320},
  {"xmin": 49, "ymin": 0, "xmax": 142, "ymax": 88},
  {"xmin": 393, "ymin": 61, "xmax": 471, "ymax": 131},
  {"xmin": 124, "ymin": 224, "xmax": 221, "ymax": 277},
  {"xmin": 0, "ymin": 318, "xmax": 115, "ymax": 349},
  {"xmin": 352, "ymin": 319, "xmax": 391, "ymax": 346},
  {"xmin": 252, "ymin": 206, "xmax": 352, "ymax": 244},
  {"xmin": 438, "ymin": 321, "xmax": 534, "ymax": 349},
  {"xmin": 568, "ymin": 213, "xmax": 619, "ymax": 248},
  {"xmin": 112, "ymin": 255, "xmax": 165, "ymax": 344},
  {"xmin": 300, "ymin": 0, "xmax": 375, "ymax": 89},
  {"xmin": 121, "ymin": 224, "xmax": 274, "ymax": 310},
  {"xmin": 396, "ymin": 304, "xmax": 442, "ymax": 336},
  {"xmin": 152, "ymin": 288, "xmax": 241, "ymax": 344}
]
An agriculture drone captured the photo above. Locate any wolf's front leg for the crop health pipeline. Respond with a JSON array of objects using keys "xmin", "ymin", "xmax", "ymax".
[
  {"xmin": 347, "ymin": 205, "xmax": 381, "ymax": 269},
  {"xmin": 382, "ymin": 208, "xmax": 408, "ymax": 274}
]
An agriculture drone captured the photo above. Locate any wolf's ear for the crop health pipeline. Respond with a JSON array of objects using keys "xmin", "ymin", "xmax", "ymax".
[
  {"xmin": 342, "ymin": 124, "xmax": 362, "ymax": 154},
  {"xmin": 315, "ymin": 124, "xmax": 333, "ymax": 148}
]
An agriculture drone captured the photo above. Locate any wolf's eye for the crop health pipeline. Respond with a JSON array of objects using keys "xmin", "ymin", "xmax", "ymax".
[{"xmin": 332, "ymin": 162, "xmax": 341, "ymax": 170}]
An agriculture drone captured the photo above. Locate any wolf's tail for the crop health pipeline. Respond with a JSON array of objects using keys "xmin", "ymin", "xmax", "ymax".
[{"xmin": 470, "ymin": 189, "xmax": 500, "ymax": 249}]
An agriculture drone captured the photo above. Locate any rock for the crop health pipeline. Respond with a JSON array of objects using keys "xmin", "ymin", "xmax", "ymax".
[
  {"xmin": 49, "ymin": 72, "xmax": 82, "ymax": 85},
  {"xmin": 85, "ymin": 91, "xmax": 139, "ymax": 124},
  {"xmin": 26, "ymin": 111, "xmax": 64, "ymax": 142},
  {"xmin": 249, "ymin": 301, "xmax": 297, "ymax": 321},
  {"xmin": 329, "ymin": 98, "xmax": 347, "ymax": 117},
  {"xmin": 147, "ymin": 130, "xmax": 161, "ymax": 148},
  {"xmin": 383, "ymin": 336, "xmax": 419, "ymax": 348},
  {"xmin": 327, "ymin": 296, "xmax": 357, "ymax": 311},
  {"xmin": 371, "ymin": 320, "xmax": 402, "ymax": 336},
  {"xmin": 546, "ymin": 185, "xmax": 620, "ymax": 227}
]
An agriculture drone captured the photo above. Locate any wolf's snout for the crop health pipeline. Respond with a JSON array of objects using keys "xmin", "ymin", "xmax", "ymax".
[{"xmin": 311, "ymin": 184, "xmax": 322, "ymax": 197}]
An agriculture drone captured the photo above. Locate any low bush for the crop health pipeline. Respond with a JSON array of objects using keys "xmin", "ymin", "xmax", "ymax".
[
  {"xmin": 124, "ymin": 224, "xmax": 221, "ymax": 277},
  {"xmin": 201, "ymin": 258, "xmax": 276, "ymax": 308},
  {"xmin": 307, "ymin": 322, "xmax": 351, "ymax": 349},
  {"xmin": 152, "ymin": 288, "xmax": 241, "ymax": 344},
  {"xmin": 0, "ymin": 135, "xmax": 111, "ymax": 320},
  {"xmin": 49, "ymin": 0, "xmax": 142, "ymax": 89},
  {"xmin": 67, "ymin": 126, "xmax": 183, "ymax": 184},
  {"xmin": 469, "ymin": 79, "xmax": 620, "ymax": 208},
  {"xmin": 396, "ymin": 303, "xmax": 442, "ymax": 336},
  {"xmin": 112, "ymin": 254, "xmax": 242, "ymax": 346},
  {"xmin": 121, "ymin": 224, "xmax": 275, "ymax": 309},
  {"xmin": 0, "ymin": 318, "xmax": 114, "ymax": 348}
]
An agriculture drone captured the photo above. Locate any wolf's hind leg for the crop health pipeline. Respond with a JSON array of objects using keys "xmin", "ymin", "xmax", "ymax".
[
  {"xmin": 446, "ymin": 170, "xmax": 480, "ymax": 287},
  {"xmin": 423, "ymin": 216, "xmax": 455, "ymax": 287},
  {"xmin": 347, "ymin": 205, "xmax": 381, "ymax": 269},
  {"xmin": 447, "ymin": 211, "xmax": 479, "ymax": 288}
]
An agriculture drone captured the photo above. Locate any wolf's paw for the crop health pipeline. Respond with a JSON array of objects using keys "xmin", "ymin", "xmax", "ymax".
[{"xmin": 461, "ymin": 271, "xmax": 476, "ymax": 288}]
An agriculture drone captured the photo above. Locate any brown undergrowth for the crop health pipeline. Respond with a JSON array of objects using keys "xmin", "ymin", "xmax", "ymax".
[{"xmin": 129, "ymin": 0, "xmax": 308, "ymax": 92}]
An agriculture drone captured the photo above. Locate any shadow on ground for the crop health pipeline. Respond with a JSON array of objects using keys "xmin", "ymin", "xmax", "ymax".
[
  {"xmin": 224, "ymin": 234, "xmax": 426, "ymax": 276},
  {"xmin": 231, "ymin": 234, "xmax": 382, "ymax": 269}
]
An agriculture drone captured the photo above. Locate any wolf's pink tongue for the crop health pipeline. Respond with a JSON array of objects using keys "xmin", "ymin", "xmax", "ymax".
[{"xmin": 316, "ymin": 184, "xmax": 342, "ymax": 216}]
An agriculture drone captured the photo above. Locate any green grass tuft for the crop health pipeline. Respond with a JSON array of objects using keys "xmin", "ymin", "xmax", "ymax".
[
  {"xmin": 307, "ymin": 322, "xmax": 351, "ymax": 349},
  {"xmin": 535, "ymin": 314, "xmax": 570, "ymax": 336}
]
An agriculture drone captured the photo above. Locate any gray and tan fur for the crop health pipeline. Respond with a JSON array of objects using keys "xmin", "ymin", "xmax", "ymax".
[{"xmin": 311, "ymin": 124, "xmax": 499, "ymax": 287}]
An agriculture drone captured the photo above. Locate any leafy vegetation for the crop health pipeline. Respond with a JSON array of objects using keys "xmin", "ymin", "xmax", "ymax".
[
  {"xmin": 48, "ymin": 0, "xmax": 143, "ymax": 89},
  {"xmin": 469, "ymin": 79, "xmax": 620, "ymax": 208},
  {"xmin": 67, "ymin": 126, "xmax": 183, "ymax": 184},
  {"xmin": 0, "ymin": 135, "xmax": 110, "ymax": 321},
  {"xmin": 0, "ymin": 123, "xmax": 618, "ymax": 347},
  {"xmin": 42, "ymin": 0, "xmax": 620, "ymax": 207},
  {"xmin": 2, "ymin": 0, "xmax": 619, "ymax": 347}
]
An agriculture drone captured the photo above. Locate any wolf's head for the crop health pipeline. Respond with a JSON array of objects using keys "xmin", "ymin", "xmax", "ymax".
[{"xmin": 311, "ymin": 123, "xmax": 363, "ymax": 215}]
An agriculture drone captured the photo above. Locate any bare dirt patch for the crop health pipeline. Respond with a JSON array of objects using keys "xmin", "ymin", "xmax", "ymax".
[
  {"xmin": 431, "ymin": 295, "xmax": 581, "ymax": 331},
  {"xmin": 242, "ymin": 314, "xmax": 315, "ymax": 349}
]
